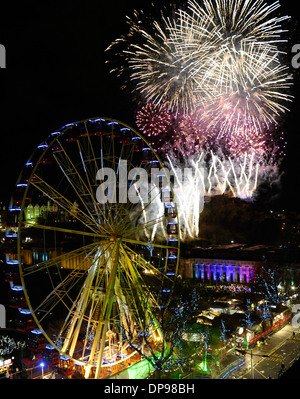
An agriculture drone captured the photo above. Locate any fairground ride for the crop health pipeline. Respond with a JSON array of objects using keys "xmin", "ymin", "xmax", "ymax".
[{"xmin": 3, "ymin": 117, "xmax": 180, "ymax": 379}]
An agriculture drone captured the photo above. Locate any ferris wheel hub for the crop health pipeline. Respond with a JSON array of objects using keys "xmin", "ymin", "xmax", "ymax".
[{"xmin": 110, "ymin": 236, "xmax": 120, "ymax": 241}]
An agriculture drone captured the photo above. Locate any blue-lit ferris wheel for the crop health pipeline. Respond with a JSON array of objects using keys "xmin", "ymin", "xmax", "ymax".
[{"xmin": 3, "ymin": 117, "xmax": 180, "ymax": 379}]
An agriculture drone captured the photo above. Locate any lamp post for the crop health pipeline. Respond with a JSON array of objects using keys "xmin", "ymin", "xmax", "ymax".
[
  {"xmin": 250, "ymin": 350, "xmax": 254, "ymax": 380},
  {"xmin": 236, "ymin": 348, "xmax": 269, "ymax": 379},
  {"xmin": 40, "ymin": 362, "xmax": 45, "ymax": 379}
]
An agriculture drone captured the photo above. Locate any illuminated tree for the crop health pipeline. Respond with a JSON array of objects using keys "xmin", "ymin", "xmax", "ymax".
[
  {"xmin": 0, "ymin": 336, "xmax": 26, "ymax": 356},
  {"xmin": 121, "ymin": 283, "xmax": 201, "ymax": 378},
  {"xmin": 256, "ymin": 267, "xmax": 282, "ymax": 306},
  {"xmin": 242, "ymin": 299, "xmax": 255, "ymax": 349},
  {"xmin": 220, "ymin": 319, "xmax": 229, "ymax": 347},
  {"xmin": 259, "ymin": 301, "xmax": 272, "ymax": 322}
]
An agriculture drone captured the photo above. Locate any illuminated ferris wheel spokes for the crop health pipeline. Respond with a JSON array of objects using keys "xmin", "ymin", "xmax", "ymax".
[{"xmin": 29, "ymin": 133, "xmax": 167, "ymax": 241}]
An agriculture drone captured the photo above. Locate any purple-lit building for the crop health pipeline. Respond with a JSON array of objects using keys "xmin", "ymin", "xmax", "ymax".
[{"xmin": 180, "ymin": 258, "xmax": 259, "ymax": 284}]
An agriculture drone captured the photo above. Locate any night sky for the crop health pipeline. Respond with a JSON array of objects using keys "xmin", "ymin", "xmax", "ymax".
[{"xmin": 1, "ymin": 0, "xmax": 299, "ymax": 208}]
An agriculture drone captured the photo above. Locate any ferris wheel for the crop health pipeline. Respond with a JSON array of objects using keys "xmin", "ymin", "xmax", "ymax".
[{"xmin": 4, "ymin": 117, "xmax": 180, "ymax": 379}]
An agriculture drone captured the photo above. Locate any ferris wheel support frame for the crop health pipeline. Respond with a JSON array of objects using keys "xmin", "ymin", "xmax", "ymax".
[{"xmin": 92, "ymin": 239, "xmax": 120, "ymax": 379}]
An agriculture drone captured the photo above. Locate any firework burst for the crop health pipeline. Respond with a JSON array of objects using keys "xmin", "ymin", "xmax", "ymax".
[
  {"xmin": 136, "ymin": 103, "xmax": 172, "ymax": 139},
  {"xmin": 106, "ymin": 0, "xmax": 294, "ymax": 240},
  {"xmin": 175, "ymin": 0, "xmax": 290, "ymax": 56},
  {"xmin": 196, "ymin": 42, "xmax": 293, "ymax": 137},
  {"xmin": 107, "ymin": 6, "xmax": 220, "ymax": 114},
  {"xmin": 107, "ymin": 0, "xmax": 292, "ymax": 120}
]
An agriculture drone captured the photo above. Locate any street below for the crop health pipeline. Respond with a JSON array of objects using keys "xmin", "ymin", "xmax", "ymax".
[{"xmin": 232, "ymin": 324, "xmax": 300, "ymax": 379}]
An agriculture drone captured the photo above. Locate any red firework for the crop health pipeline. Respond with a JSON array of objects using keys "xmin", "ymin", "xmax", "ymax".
[{"xmin": 136, "ymin": 103, "xmax": 172, "ymax": 138}]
